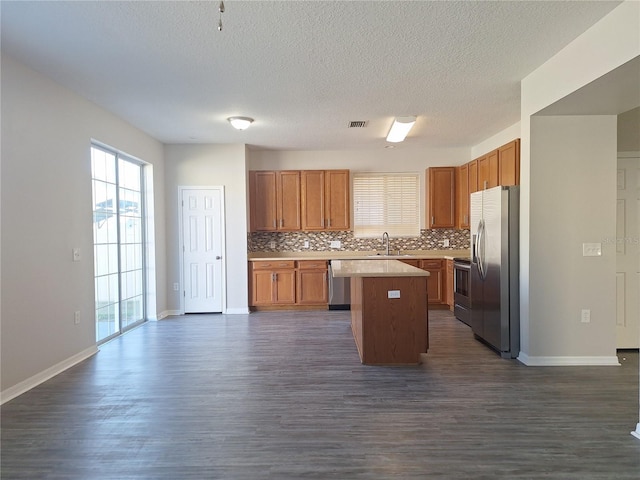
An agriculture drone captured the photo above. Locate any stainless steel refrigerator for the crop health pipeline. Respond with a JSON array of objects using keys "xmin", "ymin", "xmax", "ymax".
[{"xmin": 470, "ymin": 185, "xmax": 519, "ymax": 359}]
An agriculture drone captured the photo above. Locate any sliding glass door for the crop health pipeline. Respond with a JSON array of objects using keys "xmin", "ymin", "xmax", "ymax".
[{"xmin": 91, "ymin": 145, "xmax": 145, "ymax": 343}]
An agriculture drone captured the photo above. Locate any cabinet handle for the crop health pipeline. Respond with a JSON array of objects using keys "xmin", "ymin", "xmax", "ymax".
[
  {"xmin": 431, "ymin": 216, "xmax": 435, "ymax": 225},
  {"xmin": 280, "ymin": 218, "xmax": 284, "ymax": 228},
  {"xmin": 327, "ymin": 218, "xmax": 331, "ymax": 227},
  {"xmin": 464, "ymin": 214, "xmax": 468, "ymax": 224},
  {"xmin": 273, "ymin": 220, "xmax": 276, "ymax": 228}
]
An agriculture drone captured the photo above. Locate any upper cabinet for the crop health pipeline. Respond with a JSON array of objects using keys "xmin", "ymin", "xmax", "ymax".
[
  {"xmin": 468, "ymin": 159, "xmax": 479, "ymax": 194},
  {"xmin": 453, "ymin": 138, "xmax": 520, "ymax": 229},
  {"xmin": 456, "ymin": 164, "xmax": 470, "ymax": 229},
  {"xmin": 301, "ymin": 170, "xmax": 350, "ymax": 230},
  {"xmin": 498, "ymin": 139, "xmax": 520, "ymax": 186},
  {"xmin": 471, "ymin": 139, "xmax": 520, "ymax": 191},
  {"xmin": 478, "ymin": 149, "xmax": 499, "ymax": 190},
  {"xmin": 249, "ymin": 170, "xmax": 301, "ymax": 231},
  {"xmin": 250, "ymin": 169, "xmax": 350, "ymax": 232},
  {"xmin": 426, "ymin": 167, "xmax": 456, "ymax": 229}
]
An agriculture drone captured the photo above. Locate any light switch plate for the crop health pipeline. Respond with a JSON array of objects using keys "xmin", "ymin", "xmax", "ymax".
[
  {"xmin": 387, "ymin": 290, "xmax": 401, "ymax": 299},
  {"xmin": 582, "ymin": 243, "xmax": 602, "ymax": 257},
  {"xmin": 72, "ymin": 248, "xmax": 81, "ymax": 262}
]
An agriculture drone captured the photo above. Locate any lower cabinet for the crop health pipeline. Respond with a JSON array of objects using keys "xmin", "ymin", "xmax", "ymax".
[
  {"xmin": 400, "ymin": 258, "xmax": 445, "ymax": 306},
  {"xmin": 421, "ymin": 259, "xmax": 444, "ymax": 306},
  {"xmin": 250, "ymin": 260, "xmax": 327, "ymax": 307},
  {"xmin": 251, "ymin": 260, "xmax": 296, "ymax": 306},
  {"xmin": 296, "ymin": 260, "xmax": 328, "ymax": 305},
  {"xmin": 251, "ymin": 258, "xmax": 451, "ymax": 309},
  {"xmin": 445, "ymin": 259, "xmax": 454, "ymax": 310}
]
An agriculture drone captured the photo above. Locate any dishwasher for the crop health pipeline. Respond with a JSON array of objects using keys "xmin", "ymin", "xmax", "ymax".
[{"xmin": 328, "ymin": 260, "xmax": 350, "ymax": 310}]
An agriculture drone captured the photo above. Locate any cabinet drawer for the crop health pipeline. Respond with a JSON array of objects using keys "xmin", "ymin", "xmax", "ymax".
[
  {"xmin": 252, "ymin": 260, "xmax": 295, "ymax": 270},
  {"xmin": 421, "ymin": 259, "xmax": 443, "ymax": 269},
  {"xmin": 297, "ymin": 260, "xmax": 328, "ymax": 270}
]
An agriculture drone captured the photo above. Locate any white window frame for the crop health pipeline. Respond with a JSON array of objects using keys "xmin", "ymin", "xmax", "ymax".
[{"xmin": 352, "ymin": 172, "xmax": 421, "ymax": 238}]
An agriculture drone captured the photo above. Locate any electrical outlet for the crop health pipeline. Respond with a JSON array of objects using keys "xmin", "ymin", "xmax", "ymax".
[
  {"xmin": 304, "ymin": 240, "xmax": 310, "ymax": 249},
  {"xmin": 173, "ymin": 283, "xmax": 180, "ymax": 291},
  {"xmin": 330, "ymin": 240, "xmax": 341, "ymax": 249},
  {"xmin": 270, "ymin": 240, "xmax": 276, "ymax": 249},
  {"xmin": 581, "ymin": 309, "xmax": 591, "ymax": 323},
  {"xmin": 74, "ymin": 311, "xmax": 81, "ymax": 325},
  {"xmin": 73, "ymin": 248, "xmax": 81, "ymax": 262},
  {"xmin": 443, "ymin": 239, "xmax": 450, "ymax": 247}
]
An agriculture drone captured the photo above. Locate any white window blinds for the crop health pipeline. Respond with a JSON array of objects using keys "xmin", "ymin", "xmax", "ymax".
[{"xmin": 352, "ymin": 172, "xmax": 420, "ymax": 238}]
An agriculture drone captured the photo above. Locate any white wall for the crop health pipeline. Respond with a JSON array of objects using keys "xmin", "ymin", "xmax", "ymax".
[
  {"xmin": 1, "ymin": 54, "xmax": 167, "ymax": 395},
  {"xmin": 470, "ymin": 122, "xmax": 521, "ymax": 159},
  {"xmin": 517, "ymin": 0, "xmax": 640, "ymax": 364},
  {"xmin": 249, "ymin": 145, "xmax": 469, "ymax": 230},
  {"xmin": 164, "ymin": 144, "xmax": 249, "ymax": 314}
]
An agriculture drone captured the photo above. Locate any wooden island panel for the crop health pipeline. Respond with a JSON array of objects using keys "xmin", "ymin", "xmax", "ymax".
[{"xmin": 350, "ymin": 275, "xmax": 428, "ymax": 365}]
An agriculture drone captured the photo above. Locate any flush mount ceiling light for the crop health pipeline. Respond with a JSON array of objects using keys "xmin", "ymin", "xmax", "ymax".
[
  {"xmin": 227, "ymin": 116, "xmax": 254, "ymax": 130},
  {"xmin": 386, "ymin": 116, "xmax": 416, "ymax": 143}
]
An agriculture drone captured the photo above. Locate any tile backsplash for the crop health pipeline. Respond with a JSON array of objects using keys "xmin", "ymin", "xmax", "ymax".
[{"xmin": 249, "ymin": 229, "xmax": 470, "ymax": 252}]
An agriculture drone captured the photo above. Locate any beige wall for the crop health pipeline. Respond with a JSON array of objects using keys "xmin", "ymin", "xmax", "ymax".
[
  {"xmin": 164, "ymin": 144, "xmax": 249, "ymax": 314},
  {"xmin": 1, "ymin": 54, "xmax": 167, "ymax": 395},
  {"xmin": 528, "ymin": 115, "xmax": 618, "ymax": 359}
]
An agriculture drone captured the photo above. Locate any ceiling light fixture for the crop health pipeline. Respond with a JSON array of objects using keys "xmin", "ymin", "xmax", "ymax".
[
  {"xmin": 227, "ymin": 116, "xmax": 254, "ymax": 130},
  {"xmin": 386, "ymin": 116, "xmax": 416, "ymax": 143}
]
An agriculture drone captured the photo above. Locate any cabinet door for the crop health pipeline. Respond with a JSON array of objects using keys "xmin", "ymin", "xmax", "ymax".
[
  {"xmin": 250, "ymin": 171, "xmax": 277, "ymax": 231},
  {"xmin": 499, "ymin": 139, "xmax": 520, "ymax": 186},
  {"xmin": 252, "ymin": 270, "xmax": 275, "ymax": 305},
  {"xmin": 421, "ymin": 259, "xmax": 443, "ymax": 304},
  {"xmin": 477, "ymin": 155, "xmax": 489, "ymax": 190},
  {"xmin": 325, "ymin": 170, "xmax": 350, "ymax": 230},
  {"xmin": 297, "ymin": 269, "xmax": 328, "ymax": 304},
  {"xmin": 446, "ymin": 259, "xmax": 454, "ymax": 308},
  {"xmin": 486, "ymin": 149, "xmax": 499, "ymax": 189},
  {"xmin": 277, "ymin": 171, "xmax": 301, "ymax": 230},
  {"xmin": 427, "ymin": 167, "xmax": 456, "ymax": 228},
  {"xmin": 468, "ymin": 160, "xmax": 478, "ymax": 194},
  {"xmin": 301, "ymin": 170, "xmax": 325, "ymax": 230},
  {"xmin": 456, "ymin": 164, "xmax": 470, "ymax": 229},
  {"xmin": 274, "ymin": 270, "xmax": 296, "ymax": 304}
]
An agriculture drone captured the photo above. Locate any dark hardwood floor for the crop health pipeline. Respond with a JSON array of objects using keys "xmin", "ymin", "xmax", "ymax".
[{"xmin": 2, "ymin": 310, "xmax": 639, "ymax": 479}]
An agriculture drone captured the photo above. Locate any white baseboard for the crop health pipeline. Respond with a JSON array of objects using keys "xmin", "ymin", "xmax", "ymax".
[
  {"xmin": 225, "ymin": 307, "xmax": 250, "ymax": 315},
  {"xmin": 632, "ymin": 423, "xmax": 640, "ymax": 440},
  {"xmin": 1, "ymin": 345, "xmax": 98, "ymax": 405},
  {"xmin": 156, "ymin": 310, "xmax": 181, "ymax": 320},
  {"xmin": 517, "ymin": 352, "xmax": 620, "ymax": 366}
]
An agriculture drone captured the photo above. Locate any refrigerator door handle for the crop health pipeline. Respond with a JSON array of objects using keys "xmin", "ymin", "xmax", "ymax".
[
  {"xmin": 477, "ymin": 219, "xmax": 486, "ymax": 280},
  {"xmin": 472, "ymin": 234, "xmax": 478, "ymax": 264}
]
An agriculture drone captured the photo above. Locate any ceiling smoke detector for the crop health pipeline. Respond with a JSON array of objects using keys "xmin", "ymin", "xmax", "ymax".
[{"xmin": 348, "ymin": 121, "xmax": 368, "ymax": 128}]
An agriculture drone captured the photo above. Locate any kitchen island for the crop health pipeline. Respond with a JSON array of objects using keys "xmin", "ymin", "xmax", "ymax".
[{"xmin": 331, "ymin": 259, "xmax": 430, "ymax": 365}]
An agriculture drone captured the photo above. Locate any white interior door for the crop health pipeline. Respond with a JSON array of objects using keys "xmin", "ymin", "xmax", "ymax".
[
  {"xmin": 616, "ymin": 157, "xmax": 639, "ymax": 348},
  {"xmin": 182, "ymin": 188, "xmax": 224, "ymax": 313}
]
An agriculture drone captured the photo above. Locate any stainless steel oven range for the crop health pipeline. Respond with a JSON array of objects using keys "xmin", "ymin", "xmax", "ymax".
[{"xmin": 453, "ymin": 257, "xmax": 471, "ymax": 326}]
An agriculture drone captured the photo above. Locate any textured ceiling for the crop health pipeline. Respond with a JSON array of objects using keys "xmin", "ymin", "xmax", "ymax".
[{"xmin": 0, "ymin": 1, "xmax": 624, "ymax": 150}]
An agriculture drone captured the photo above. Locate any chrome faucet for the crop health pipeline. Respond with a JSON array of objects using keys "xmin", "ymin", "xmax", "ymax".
[{"xmin": 382, "ymin": 231, "xmax": 390, "ymax": 256}]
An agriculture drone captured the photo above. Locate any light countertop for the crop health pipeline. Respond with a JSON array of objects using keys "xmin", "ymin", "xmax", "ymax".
[
  {"xmin": 330, "ymin": 259, "xmax": 430, "ymax": 278},
  {"xmin": 248, "ymin": 249, "xmax": 470, "ymax": 262}
]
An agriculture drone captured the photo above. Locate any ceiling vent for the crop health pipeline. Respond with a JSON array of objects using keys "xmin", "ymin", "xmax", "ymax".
[{"xmin": 348, "ymin": 121, "xmax": 368, "ymax": 128}]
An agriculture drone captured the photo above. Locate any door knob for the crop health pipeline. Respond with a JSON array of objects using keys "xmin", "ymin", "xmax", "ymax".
[{"xmin": 216, "ymin": 256, "xmax": 222, "ymax": 260}]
